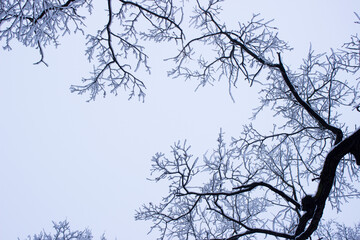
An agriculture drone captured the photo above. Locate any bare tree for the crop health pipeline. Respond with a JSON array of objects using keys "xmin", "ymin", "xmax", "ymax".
[
  {"xmin": 1, "ymin": 1, "xmax": 360, "ymax": 239},
  {"xmin": 21, "ymin": 220, "xmax": 106, "ymax": 240},
  {"xmin": 133, "ymin": 1, "xmax": 360, "ymax": 239}
]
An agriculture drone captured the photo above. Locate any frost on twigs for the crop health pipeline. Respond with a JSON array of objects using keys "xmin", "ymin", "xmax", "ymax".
[
  {"xmin": 3, "ymin": 1, "xmax": 360, "ymax": 239},
  {"xmin": 0, "ymin": 0, "xmax": 92, "ymax": 54},
  {"xmin": 0, "ymin": 0, "xmax": 184, "ymax": 101},
  {"xmin": 69, "ymin": 61, "xmax": 147, "ymax": 102},
  {"xmin": 136, "ymin": 5, "xmax": 360, "ymax": 240},
  {"xmin": 69, "ymin": 0, "xmax": 184, "ymax": 101},
  {"xmin": 168, "ymin": 0, "xmax": 291, "ymax": 100},
  {"xmin": 21, "ymin": 220, "xmax": 107, "ymax": 240}
]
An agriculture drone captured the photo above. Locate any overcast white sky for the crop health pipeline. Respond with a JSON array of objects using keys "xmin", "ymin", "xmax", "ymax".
[{"xmin": 0, "ymin": 1, "xmax": 359, "ymax": 239}]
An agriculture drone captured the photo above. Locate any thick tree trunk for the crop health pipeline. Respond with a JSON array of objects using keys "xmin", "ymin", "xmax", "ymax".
[{"xmin": 295, "ymin": 128, "xmax": 360, "ymax": 239}]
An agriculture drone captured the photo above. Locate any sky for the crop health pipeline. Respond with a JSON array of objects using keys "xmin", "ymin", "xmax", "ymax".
[{"xmin": 0, "ymin": 1, "xmax": 359, "ymax": 239}]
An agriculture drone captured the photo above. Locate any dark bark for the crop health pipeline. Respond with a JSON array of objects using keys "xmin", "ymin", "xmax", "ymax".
[{"xmin": 295, "ymin": 128, "xmax": 360, "ymax": 239}]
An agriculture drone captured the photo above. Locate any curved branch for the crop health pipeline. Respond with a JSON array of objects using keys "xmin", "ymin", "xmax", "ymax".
[
  {"xmin": 119, "ymin": 0, "xmax": 184, "ymax": 40},
  {"xmin": 210, "ymin": 195, "xmax": 294, "ymax": 240},
  {"xmin": 225, "ymin": 32, "xmax": 344, "ymax": 144},
  {"xmin": 22, "ymin": 0, "xmax": 79, "ymax": 24},
  {"xmin": 296, "ymin": 128, "xmax": 360, "ymax": 239},
  {"xmin": 276, "ymin": 53, "xmax": 343, "ymax": 144},
  {"xmin": 180, "ymin": 181, "xmax": 300, "ymax": 209}
]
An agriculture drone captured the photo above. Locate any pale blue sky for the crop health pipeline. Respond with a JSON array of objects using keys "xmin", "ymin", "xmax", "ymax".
[{"xmin": 0, "ymin": 1, "xmax": 359, "ymax": 239}]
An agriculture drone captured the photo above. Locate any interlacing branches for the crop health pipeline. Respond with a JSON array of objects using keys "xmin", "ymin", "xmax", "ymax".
[
  {"xmin": 0, "ymin": 0, "xmax": 184, "ymax": 101},
  {"xmin": 1, "ymin": 0, "xmax": 360, "ymax": 239},
  {"xmin": 70, "ymin": 0, "xmax": 184, "ymax": 101},
  {"xmin": 137, "ymin": 1, "xmax": 360, "ymax": 240},
  {"xmin": 168, "ymin": 1, "xmax": 291, "ymax": 100},
  {"xmin": 0, "ymin": 0, "xmax": 92, "ymax": 65}
]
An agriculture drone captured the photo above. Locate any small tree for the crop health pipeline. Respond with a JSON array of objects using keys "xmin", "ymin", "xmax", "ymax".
[
  {"xmin": 1, "ymin": 1, "xmax": 360, "ymax": 239},
  {"xmin": 21, "ymin": 220, "xmax": 105, "ymax": 240}
]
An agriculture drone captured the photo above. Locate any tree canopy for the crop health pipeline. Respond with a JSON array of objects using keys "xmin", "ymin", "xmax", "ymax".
[{"xmin": 1, "ymin": 1, "xmax": 360, "ymax": 239}]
